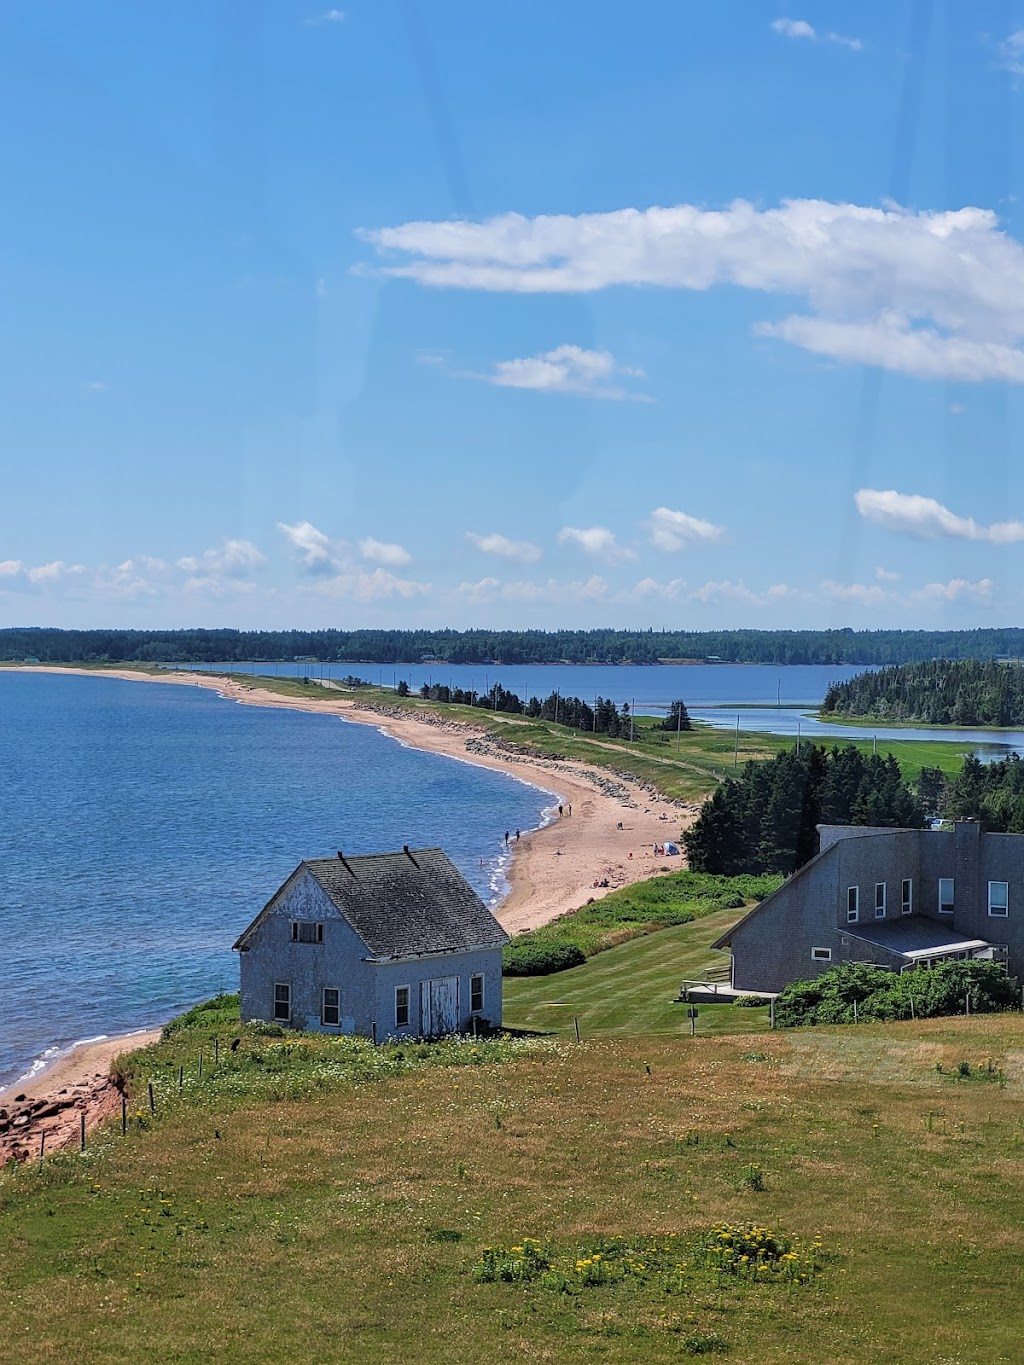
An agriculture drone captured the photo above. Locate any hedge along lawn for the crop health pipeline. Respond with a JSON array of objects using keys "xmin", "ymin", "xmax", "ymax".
[
  {"xmin": 6, "ymin": 1011, "xmax": 1024, "ymax": 1363},
  {"xmin": 503, "ymin": 907, "xmax": 771, "ymax": 1038},
  {"xmin": 502, "ymin": 870, "xmax": 782, "ymax": 972}
]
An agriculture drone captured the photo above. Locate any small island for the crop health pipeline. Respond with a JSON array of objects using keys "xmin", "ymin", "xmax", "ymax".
[{"xmin": 822, "ymin": 660, "xmax": 1024, "ymax": 729}]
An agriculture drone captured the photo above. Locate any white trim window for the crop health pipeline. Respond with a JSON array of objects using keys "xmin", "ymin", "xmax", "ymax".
[
  {"xmin": 988, "ymin": 881, "xmax": 1009, "ymax": 918},
  {"xmin": 846, "ymin": 886, "xmax": 859, "ymax": 924},
  {"xmin": 901, "ymin": 879, "xmax": 913, "ymax": 916},
  {"xmin": 291, "ymin": 921, "xmax": 323, "ymax": 944},
  {"xmin": 322, "ymin": 987, "xmax": 340, "ymax": 1027},
  {"xmin": 874, "ymin": 882, "xmax": 886, "ymax": 919},
  {"xmin": 273, "ymin": 982, "xmax": 291, "ymax": 1022},
  {"xmin": 938, "ymin": 878, "xmax": 955, "ymax": 915},
  {"xmin": 395, "ymin": 984, "xmax": 410, "ymax": 1028},
  {"xmin": 470, "ymin": 972, "xmax": 485, "ymax": 1014},
  {"xmin": 811, "ymin": 946, "xmax": 832, "ymax": 962}
]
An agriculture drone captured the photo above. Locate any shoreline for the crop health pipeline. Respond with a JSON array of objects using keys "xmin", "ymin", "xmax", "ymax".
[{"xmin": 3, "ymin": 665, "xmax": 698, "ymax": 1144}]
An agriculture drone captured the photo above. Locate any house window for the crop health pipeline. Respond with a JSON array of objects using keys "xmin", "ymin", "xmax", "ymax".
[
  {"xmin": 988, "ymin": 881, "xmax": 1009, "ymax": 917},
  {"xmin": 938, "ymin": 878, "xmax": 954, "ymax": 915},
  {"xmin": 395, "ymin": 985, "xmax": 410, "ymax": 1028},
  {"xmin": 874, "ymin": 883, "xmax": 886, "ymax": 919},
  {"xmin": 901, "ymin": 879, "xmax": 913, "ymax": 916},
  {"xmin": 846, "ymin": 887, "xmax": 859, "ymax": 923},
  {"xmin": 322, "ymin": 987, "xmax": 340, "ymax": 1027},
  {"xmin": 291, "ymin": 921, "xmax": 323, "ymax": 944},
  {"xmin": 811, "ymin": 946, "xmax": 832, "ymax": 961},
  {"xmin": 273, "ymin": 982, "xmax": 291, "ymax": 1022},
  {"xmin": 470, "ymin": 973, "xmax": 484, "ymax": 1014}
]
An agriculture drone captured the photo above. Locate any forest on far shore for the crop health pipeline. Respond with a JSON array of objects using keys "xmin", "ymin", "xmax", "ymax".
[
  {"xmin": 5, "ymin": 626, "xmax": 1024, "ymax": 667},
  {"xmin": 823, "ymin": 660, "xmax": 1024, "ymax": 727}
]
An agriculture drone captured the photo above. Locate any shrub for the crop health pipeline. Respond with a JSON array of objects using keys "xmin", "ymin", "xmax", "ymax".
[
  {"xmin": 733, "ymin": 994, "xmax": 771, "ymax": 1008},
  {"xmin": 774, "ymin": 959, "xmax": 1019, "ymax": 1028},
  {"xmin": 502, "ymin": 942, "xmax": 586, "ymax": 976}
]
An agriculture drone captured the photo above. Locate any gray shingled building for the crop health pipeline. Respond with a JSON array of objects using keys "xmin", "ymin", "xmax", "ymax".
[
  {"xmin": 713, "ymin": 820, "xmax": 1016, "ymax": 994},
  {"xmin": 233, "ymin": 847, "xmax": 508, "ymax": 1039}
]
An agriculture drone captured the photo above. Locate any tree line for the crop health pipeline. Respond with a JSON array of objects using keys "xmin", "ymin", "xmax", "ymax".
[
  {"xmin": 8, "ymin": 626, "xmax": 1024, "ymax": 666},
  {"xmin": 822, "ymin": 660, "xmax": 1024, "ymax": 726},
  {"xmin": 405, "ymin": 680, "xmax": 690, "ymax": 738},
  {"xmin": 683, "ymin": 745, "xmax": 926, "ymax": 876}
]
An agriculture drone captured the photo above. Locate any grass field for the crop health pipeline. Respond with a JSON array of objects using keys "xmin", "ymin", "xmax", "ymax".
[
  {"xmin": 504, "ymin": 907, "xmax": 771, "ymax": 1036},
  {"xmin": 5, "ymin": 1004, "xmax": 1024, "ymax": 1363}
]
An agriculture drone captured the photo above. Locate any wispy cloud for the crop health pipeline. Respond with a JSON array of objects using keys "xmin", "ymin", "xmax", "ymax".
[
  {"xmin": 483, "ymin": 345, "xmax": 648, "ymax": 400},
  {"xmin": 648, "ymin": 506, "xmax": 726, "ymax": 552},
  {"xmin": 465, "ymin": 531, "xmax": 542, "ymax": 563},
  {"xmin": 855, "ymin": 489, "xmax": 1024, "ymax": 543},
  {"xmin": 359, "ymin": 537, "xmax": 412, "ymax": 568},
  {"xmin": 306, "ymin": 569, "xmax": 430, "ymax": 602},
  {"xmin": 360, "ymin": 198, "xmax": 1024, "ymax": 385},
  {"xmin": 304, "ymin": 8, "xmax": 345, "ymax": 25},
  {"xmin": 557, "ymin": 526, "xmax": 635, "ymax": 561},
  {"xmin": 913, "ymin": 577, "xmax": 993, "ymax": 603},
  {"xmin": 771, "ymin": 17, "xmax": 862, "ymax": 51},
  {"xmin": 997, "ymin": 29, "xmax": 1024, "ymax": 77},
  {"xmin": 176, "ymin": 539, "xmax": 265, "ymax": 575}
]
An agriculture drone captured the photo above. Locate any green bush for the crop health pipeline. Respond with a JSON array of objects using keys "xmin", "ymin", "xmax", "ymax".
[
  {"xmin": 774, "ymin": 960, "xmax": 1019, "ymax": 1028},
  {"xmin": 502, "ymin": 942, "xmax": 587, "ymax": 976}
]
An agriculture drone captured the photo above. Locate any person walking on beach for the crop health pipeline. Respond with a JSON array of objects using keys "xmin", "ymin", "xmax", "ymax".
[
  {"xmin": 515, "ymin": 828, "xmax": 520, "ymax": 842},
  {"xmin": 567, "ymin": 803, "xmax": 571, "ymax": 816},
  {"xmin": 504, "ymin": 830, "xmax": 510, "ymax": 847},
  {"xmin": 558, "ymin": 804, "xmax": 563, "ymax": 817}
]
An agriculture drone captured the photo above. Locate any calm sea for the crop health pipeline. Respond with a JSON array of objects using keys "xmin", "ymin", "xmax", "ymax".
[{"xmin": 0, "ymin": 673, "xmax": 554, "ymax": 1088}]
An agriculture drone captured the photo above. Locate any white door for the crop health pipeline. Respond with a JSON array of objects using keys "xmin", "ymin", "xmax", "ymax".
[{"xmin": 421, "ymin": 975, "xmax": 459, "ymax": 1035}]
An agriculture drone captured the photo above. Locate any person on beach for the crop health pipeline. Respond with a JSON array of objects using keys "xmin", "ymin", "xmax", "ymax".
[
  {"xmin": 567, "ymin": 803, "xmax": 571, "ymax": 816},
  {"xmin": 504, "ymin": 831, "xmax": 509, "ymax": 847},
  {"xmin": 558, "ymin": 804, "xmax": 563, "ymax": 816},
  {"xmin": 515, "ymin": 828, "xmax": 520, "ymax": 842}
]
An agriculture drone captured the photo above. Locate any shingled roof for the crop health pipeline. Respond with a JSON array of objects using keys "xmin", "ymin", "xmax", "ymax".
[{"xmin": 235, "ymin": 847, "xmax": 508, "ymax": 959}]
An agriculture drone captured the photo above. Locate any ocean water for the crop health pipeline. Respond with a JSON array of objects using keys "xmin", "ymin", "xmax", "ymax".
[{"xmin": 0, "ymin": 673, "xmax": 555, "ymax": 1088}]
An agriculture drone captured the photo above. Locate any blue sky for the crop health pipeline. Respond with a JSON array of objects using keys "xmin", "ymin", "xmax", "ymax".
[{"xmin": 6, "ymin": 2, "xmax": 1024, "ymax": 630}]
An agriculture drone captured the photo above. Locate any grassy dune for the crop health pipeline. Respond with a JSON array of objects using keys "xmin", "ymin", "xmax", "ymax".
[{"xmin": 4, "ymin": 993, "xmax": 1024, "ymax": 1362}]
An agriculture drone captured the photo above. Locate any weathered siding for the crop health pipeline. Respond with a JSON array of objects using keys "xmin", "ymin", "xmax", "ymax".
[{"xmin": 237, "ymin": 868, "xmax": 504, "ymax": 1037}]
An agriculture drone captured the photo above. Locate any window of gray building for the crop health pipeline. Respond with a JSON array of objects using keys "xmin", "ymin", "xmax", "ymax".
[
  {"xmin": 988, "ymin": 881, "xmax": 1009, "ymax": 917},
  {"xmin": 322, "ymin": 987, "xmax": 340, "ymax": 1026},
  {"xmin": 874, "ymin": 883, "xmax": 886, "ymax": 918},
  {"xmin": 901, "ymin": 879, "xmax": 912, "ymax": 915},
  {"xmin": 846, "ymin": 886, "xmax": 859, "ymax": 922},
  {"xmin": 470, "ymin": 973, "xmax": 484, "ymax": 1014},
  {"xmin": 274, "ymin": 982, "xmax": 291, "ymax": 1022},
  {"xmin": 938, "ymin": 879, "xmax": 954, "ymax": 915},
  {"xmin": 291, "ymin": 921, "xmax": 323, "ymax": 944},
  {"xmin": 395, "ymin": 984, "xmax": 410, "ymax": 1028},
  {"xmin": 811, "ymin": 946, "xmax": 832, "ymax": 961}
]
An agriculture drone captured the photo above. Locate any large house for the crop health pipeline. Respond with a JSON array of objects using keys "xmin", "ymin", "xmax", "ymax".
[
  {"xmin": 233, "ymin": 846, "xmax": 508, "ymax": 1039},
  {"xmin": 713, "ymin": 820, "xmax": 1018, "ymax": 995}
]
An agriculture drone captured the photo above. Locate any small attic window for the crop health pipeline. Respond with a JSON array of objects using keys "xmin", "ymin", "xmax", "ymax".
[{"xmin": 292, "ymin": 921, "xmax": 324, "ymax": 944}]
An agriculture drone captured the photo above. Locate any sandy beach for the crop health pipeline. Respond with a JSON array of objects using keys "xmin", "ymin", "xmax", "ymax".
[{"xmin": 4, "ymin": 664, "xmax": 697, "ymax": 1151}]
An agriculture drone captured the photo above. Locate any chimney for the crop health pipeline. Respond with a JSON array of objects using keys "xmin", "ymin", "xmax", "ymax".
[
  {"xmin": 403, "ymin": 845, "xmax": 420, "ymax": 868},
  {"xmin": 336, "ymin": 850, "xmax": 355, "ymax": 876},
  {"xmin": 953, "ymin": 819, "xmax": 980, "ymax": 925}
]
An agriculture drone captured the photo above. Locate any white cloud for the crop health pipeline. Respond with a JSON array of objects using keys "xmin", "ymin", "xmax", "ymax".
[
  {"xmin": 457, "ymin": 576, "xmax": 502, "ymax": 600},
  {"xmin": 27, "ymin": 561, "xmax": 69, "ymax": 583},
  {"xmin": 311, "ymin": 569, "xmax": 430, "ymax": 602},
  {"xmin": 689, "ymin": 579, "xmax": 778, "ymax": 607},
  {"xmin": 557, "ymin": 526, "xmax": 635, "ymax": 561},
  {"xmin": 771, "ymin": 17, "xmax": 862, "ymax": 50},
  {"xmin": 756, "ymin": 312, "xmax": 1024, "ymax": 384},
  {"xmin": 465, "ymin": 531, "xmax": 542, "ymax": 563},
  {"xmin": 82, "ymin": 380, "xmax": 107, "ymax": 392},
  {"xmin": 0, "ymin": 559, "xmax": 23, "ymax": 576},
  {"xmin": 359, "ymin": 536, "xmax": 412, "ymax": 567},
  {"xmin": 875, "ymin": 566, "xmax": 902, "ymax": 582},
  {"xmin": 998, "ymin": 30, "xmax": 1024, "ymax": 77},
  {"xmin": 360, "ymin": 198, "xmax": 1024, "ymax": 385},
  {"xmin": 484, "ymin": 345, "xmax": 648, "ymax": 400},
  {"xmin": 277, "ymin": 520, "xmax": 338, "ymax": 572},
  {"xmin": 821, "ymin": 579, "xmax": 891, "ymax": 605},
  {"xmin": 304, "ymin": 8, "xmax": 345, "ymax": 25},
  {"xmin": 855, "ymin": 488, "xmax": 1024, "ymax": 543},
  {"xmin": 177, "ymin": 539, "xmax": 265, "ymax": 575},
  {"xmin": 629, "ymin": 576, "xmax": 687, "ymax": 599},
  {"xmin": 913, "ymin": 577, "xmax": 994, "ymax": 603},
  {"xmin": 457, "ymin": 575, "xmax": 607, "ymax": 604},
  {"xmin": 648, "ymin": 506, "xmax": 726, "ymax": 552}
]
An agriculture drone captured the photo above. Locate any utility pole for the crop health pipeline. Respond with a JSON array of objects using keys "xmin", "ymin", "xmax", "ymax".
[
  {"xmin": 630, "ymin": 697, "xmax": 635, "ymax": 742},
  {"xmin": 734, "ymin": 714, "xmax": 740, "ymax": 768},
  {"xmin": 677, "ymin": 701, "xmax": 683, "ymax": 751}
]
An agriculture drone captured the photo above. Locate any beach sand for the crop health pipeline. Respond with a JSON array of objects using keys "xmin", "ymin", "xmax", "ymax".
[{"xmin": 5, "ymin": 664, "xmax": 698, "ymax": 1148}]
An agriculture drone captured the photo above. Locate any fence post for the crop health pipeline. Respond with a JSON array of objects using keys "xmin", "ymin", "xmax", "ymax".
[
  {"xmin": 214, "ymin": 1037, "xmax": 220, "ymax": 1065},
  {"xmin": 853, "ymin": 999, "xmax": 858, "ymax": 1024},
  {"xmin": 769, "ymin": 999, "xmax": 775, "ymax": 1030},
  {"xmin": 199, "ymin": 1051, "xmax": 204, "ymax": 1080},
  {"xmin": 573, "ymin": 1016, "xmax": 581, "ymax": 1043},
  {"xmin": 121, "ymin": 1093, "xmax": 127, "ymax": 1135},
  {"xmin": 80, "ymin": 1112, "xmax": 86, "ymax": 1153},
  {"xmin": 178, "ymin": 1064, "xmax": 184, "ymax": 1092},
  {"xmin": 148, "ymin": 1081, "xmax": 155, "ymax": 1115},
  {"xmin": 38, "ymin": 1131, "xmax": 45, "ymax": 1170}
]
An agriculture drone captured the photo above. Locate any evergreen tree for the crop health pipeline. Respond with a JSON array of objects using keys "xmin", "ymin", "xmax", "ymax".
[{"xmin": 660, "ymin": 699, "xmax": 692, "ymax": 732}]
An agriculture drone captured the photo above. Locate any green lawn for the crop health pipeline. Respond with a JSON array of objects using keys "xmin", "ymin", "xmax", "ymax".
[{"xmin": 504, "ymin": 907, "xmax": 770, "ymax": 1037}]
